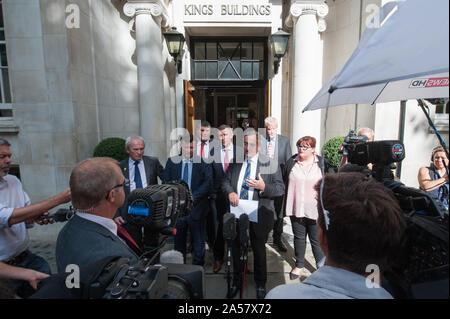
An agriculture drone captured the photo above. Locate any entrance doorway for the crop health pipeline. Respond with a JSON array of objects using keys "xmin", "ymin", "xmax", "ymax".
[{"xmin": 185, "ymin": 84, "xmax": 270, "ymax": 132}]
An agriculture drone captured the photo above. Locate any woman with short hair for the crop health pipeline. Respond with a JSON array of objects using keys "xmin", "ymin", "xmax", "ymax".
[{"xmin": 282, "ymin": 136, "xmax": 334, "ymax": 280}]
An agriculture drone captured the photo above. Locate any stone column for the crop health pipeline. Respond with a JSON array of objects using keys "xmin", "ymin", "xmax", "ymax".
[
  {"xmin": 286, "ymin": 1, "xmax": 328, "ymax": 150},
  {"xmin": 123, "ymin": 1, "xmax": 169, "ymax": 160}
]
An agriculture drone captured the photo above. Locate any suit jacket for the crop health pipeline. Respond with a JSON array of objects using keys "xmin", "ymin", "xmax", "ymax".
[
  {"xmin": 221, "ymin": 153, "xmax": 285, "ymax": 238},
  {"xmin": 261, "ymin": 134, "xmax": 292, "ymax": 174},
  {"xmin": 209, "ymin": 141, "xmax": 245, "ymax": 199},
  {"xmin": 115, "ymin": 155, "xmax": 164, "ymax": 219},
  {"xmin": 162, "ymin": 155, "xmax": 212, "ymax": 221},
  {"xmin": 55, "ymin": 214, "xmax": 139, "ymax": 273}
]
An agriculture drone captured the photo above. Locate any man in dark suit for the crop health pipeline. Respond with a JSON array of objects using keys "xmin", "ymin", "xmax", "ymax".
[
  {"xmin": 222, "ymin": 129, "xmax": 285, "ymax": 299},
  {"xmin": 163, "ymin": 134, "xmax": 212, "ymax": 266},
  {"xmin": 262, "ymin": 117, "xmax": 292, "ymax": 252},
  {"xmin": 114, "ymin": 136, "xmax": 164, "ymax": 251},
  {"xmin": 56, "ymin": 157, "xmax": 139, "ymax": 273},
  {"xmin": 209, "ymin": 124, "xmax": 244, "ymax": 273}
]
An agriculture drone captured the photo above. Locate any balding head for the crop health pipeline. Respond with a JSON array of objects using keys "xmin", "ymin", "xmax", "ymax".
[
  {"xmin": 358, "ymin": 128, "xmax": 374, "ymax": 142},
  {"xmin": 70, "ymin": 157, "xmax": 123, "ymax": 212}
]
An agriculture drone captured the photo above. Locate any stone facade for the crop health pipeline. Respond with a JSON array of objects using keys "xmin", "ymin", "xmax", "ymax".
[{"xmin": 0, "ymin": 0, "xmax": 448, "ymax": 207}]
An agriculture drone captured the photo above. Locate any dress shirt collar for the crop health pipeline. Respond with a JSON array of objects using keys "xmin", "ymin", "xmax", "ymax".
[
  {"xmin": 245, "ymin": 153, "xmax": 259, "ymax": 164},
  {"xmin": 182, "ymin": 156, "xmax": 193, "ymax": 163},
  {"xmin": 76, "ymin": 212, "xmax": 118, "ymax": 236}
]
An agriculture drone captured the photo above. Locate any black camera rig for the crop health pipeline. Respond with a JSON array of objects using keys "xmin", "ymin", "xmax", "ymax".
[{"xmin": 343, "ymin": 133, "xmax": 449, "ymax": 298}]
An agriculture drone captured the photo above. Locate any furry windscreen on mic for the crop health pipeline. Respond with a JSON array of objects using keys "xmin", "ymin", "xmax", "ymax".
[
  {"xmin": 223, "ymin": 212, "xmax": 237, "ymax": 241},
  {"xmin": 239, "ymin": 214, "xmax": 249, "ymax": 248},
  {"xmin": 160, "ymin": 250, "xmax": 184, "ymax": 264}
]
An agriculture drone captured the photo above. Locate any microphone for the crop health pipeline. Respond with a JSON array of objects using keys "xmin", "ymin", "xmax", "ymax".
[
  {"xmin": 239, "ymin": 214, "xmax": 249, "ymax": 250},
  {"xmin": 38, "ymin": 208, "xmax": 74, "ymax": 223},
  {"xmin": 223, "ymin": 213, "xmax": 236, "ymax": 241}
]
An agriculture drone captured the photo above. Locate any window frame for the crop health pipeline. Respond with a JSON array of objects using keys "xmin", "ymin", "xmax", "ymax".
[
  {"xmin": 190, "ymin": 37, "xmax": 268, "ymax": 82},
  {"xmin": 0, "ymin": 0, "xmax": 15, "ymax": 132}
]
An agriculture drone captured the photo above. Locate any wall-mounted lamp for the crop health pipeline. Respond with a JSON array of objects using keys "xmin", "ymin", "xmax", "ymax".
[
  {"xmin": 269, "ymin": 28, "xmax": 291, "ymax": 74},
  {"xmin": 163, "ymin": 27, "xmax": 185, "ymax": 74}
]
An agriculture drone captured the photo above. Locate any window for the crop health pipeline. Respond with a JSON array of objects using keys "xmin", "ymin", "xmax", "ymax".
[
  {"xmin": 0, "ymin": 1, "xmax": 14, "ymax": 131},
  {"xmin": 191, "ymin": 39, "xmax": 267, "ymax": 81}
]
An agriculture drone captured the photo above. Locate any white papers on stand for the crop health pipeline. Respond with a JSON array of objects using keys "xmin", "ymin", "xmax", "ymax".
[{"xmin": 230, "ymin": 200, "xmax": 258, "ymax": 223}]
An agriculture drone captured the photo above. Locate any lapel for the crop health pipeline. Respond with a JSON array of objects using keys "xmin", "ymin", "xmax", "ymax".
[
  {"xmin": 143, "ymin": 156, "xmax": 152, "ymax": 184},
  {"xmin": 121, "ymin": 159, "xmax": 130, "ymax": 194}
]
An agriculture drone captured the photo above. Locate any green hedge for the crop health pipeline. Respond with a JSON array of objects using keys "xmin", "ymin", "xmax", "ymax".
[
  {"xmin": 93, "ymin": 137, "xmax": 128, "ymax": 162},
  {"xmin": 322, "ymin": 136, "xmax": 345, "ymax": 170}
]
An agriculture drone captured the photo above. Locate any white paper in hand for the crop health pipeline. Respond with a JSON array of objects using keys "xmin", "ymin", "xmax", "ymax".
[{"xmin": 230, "ymin": 200, "xmax": 258, "ymax": 223}]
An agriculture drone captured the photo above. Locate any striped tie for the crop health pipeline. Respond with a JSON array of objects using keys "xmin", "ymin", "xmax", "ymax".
[
  {"xmin": 239, "ymin": 162, "xmax": 252, "ymax": 200},
  {"xmin": 267, "ymin": 140, "xmax": 274, "ymax": 158}
]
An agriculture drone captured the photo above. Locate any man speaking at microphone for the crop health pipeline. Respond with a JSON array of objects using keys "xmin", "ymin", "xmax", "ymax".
[{"xmin": 222, "ymin": 129, "xmax": 284, "ymax": 299}]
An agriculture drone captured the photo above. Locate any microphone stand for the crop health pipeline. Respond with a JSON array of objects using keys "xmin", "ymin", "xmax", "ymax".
[
  {"xmin": 226, "ymin": 238, "xmax": 233, "ymax": 298},
  {"xmin": 240, "ymin": 237, "xmax": 249, "ymax": 299}
]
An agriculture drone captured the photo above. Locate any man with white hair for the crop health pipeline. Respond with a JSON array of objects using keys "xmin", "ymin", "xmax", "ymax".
[
  {"xmin": 114, "ymin": 136, "xmax": 164, "ymax": 251},
  {"xmin": 263, "ymin": 117, "xmax": 292, "ymax": 252}
]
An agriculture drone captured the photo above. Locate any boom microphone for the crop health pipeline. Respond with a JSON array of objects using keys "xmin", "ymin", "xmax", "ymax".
[
  {"xmin": 239, "ymin": 214, "xmax": 249, "ymax": 249},
  {"xmin": 223, "ymin": 213, "xmax": 236, "ymax": 241}
]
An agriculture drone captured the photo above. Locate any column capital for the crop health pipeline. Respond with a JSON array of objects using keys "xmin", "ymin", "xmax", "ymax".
[
  {"xmin": 123, "ymin": 0, "xmax": 169, "ymax": 28},
  {"xmin": 286, "ymin": 1, "xmax": 329, "ymax": 32}
]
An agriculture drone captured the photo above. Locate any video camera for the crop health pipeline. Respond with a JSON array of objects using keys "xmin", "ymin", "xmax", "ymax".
[
  {"xmin": 98, "ymin": 180, "xmax": 206, "ymax": 299},
  {"xmin": 342, "ymin": 132, "xmax": 449, "ymax": 298}
]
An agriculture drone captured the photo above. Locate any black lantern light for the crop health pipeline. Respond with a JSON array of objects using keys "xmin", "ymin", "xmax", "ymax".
[
  {"xmin": 269, "ymin": 28, "xmax": 291, "ymax": 74},
  {"xmin": 163, "ymin": 27, "xmax": 185, "ymax": 74}
]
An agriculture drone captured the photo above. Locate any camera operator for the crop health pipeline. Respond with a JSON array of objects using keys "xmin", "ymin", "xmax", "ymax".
[
  {"xmin": 339, "ymin": 127, "xmax": 374, "ymax": 169},
  {"xmin": 0, "ymin": 138, "xmax": 71, "ymax": 298},
  {"xmin": 266, "ymin": 172, "xmax": 406, "ymax": 299},
  {"xmin": 56, "ymin": 157, "xmax": 139, "ymax": 273}
]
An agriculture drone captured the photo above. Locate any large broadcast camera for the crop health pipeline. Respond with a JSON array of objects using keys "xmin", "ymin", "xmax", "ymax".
[
  {"xmin": 97, "ymin": 180, "xmax": 206, "ymax": 299},
  {"xmin": 342, "ymin": 132, "xmax": 449, "ymax": 298}
]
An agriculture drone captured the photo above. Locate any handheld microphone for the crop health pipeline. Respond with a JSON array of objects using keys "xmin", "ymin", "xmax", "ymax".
[
  {"xmin": 38, "ymin": 208, "xmax": 74, "ymax": 223},
  {"xmin": 223, "ymin": 213, "xmax": 236, "ymax": 241},
  {"xmin": 239, "ymin": 214, "xmax": 249, "ymax": 249}
]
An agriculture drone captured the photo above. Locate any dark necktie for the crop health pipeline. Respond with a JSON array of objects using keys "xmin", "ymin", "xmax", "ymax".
[
  {"xmin": 239, "ymin": 162, "xmax": 252, "ymax": 200},
  {"xmin": 182, "ymin": 161, "xmax": 190, "ymax": 187},
  {"xmin": 134, "ymin": 161, "xmax": 143, "ymax": 189}
]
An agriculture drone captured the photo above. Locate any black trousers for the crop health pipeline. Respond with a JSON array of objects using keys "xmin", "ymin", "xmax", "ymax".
[
  {"xmin": 212, "ymin": 195, "xmax": 228, "ymax": 261},
  {"xmin": 232, "ymin": 221, "xmax": 269, "ymax": 288},
  {"xmin": 290, "ymin": 216, "xmax": 325, "ymax": 268},
  {"xmin": 272, "ymin": 196, "xmax": 284, "ymax": 240}
]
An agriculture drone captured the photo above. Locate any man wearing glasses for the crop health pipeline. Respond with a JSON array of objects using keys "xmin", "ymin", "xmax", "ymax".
[{"xmin": 56, "ymin": 157, "xmax": 139, "ymax": 273}]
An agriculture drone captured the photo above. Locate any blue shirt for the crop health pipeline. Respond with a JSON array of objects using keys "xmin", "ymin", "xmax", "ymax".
[{"xmin": 266, "ymin": 266, "xmax": 393, "ymax": 299}]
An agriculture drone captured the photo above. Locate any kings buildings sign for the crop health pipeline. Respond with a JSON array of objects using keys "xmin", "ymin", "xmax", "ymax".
[{"xmin": 183, "ymin": 0, "xmax": 273, "ymax": 23}]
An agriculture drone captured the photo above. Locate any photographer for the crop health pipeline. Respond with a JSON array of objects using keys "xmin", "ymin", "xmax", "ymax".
[
  {"xmin": 339, "ymin": 128, "xmax": 374, "ymax": 169},
  {"xmin": 56, "ymin": 157, "xmax": 139, "ymax": 273},
  {"xmin": 266, "ymin": 172, "xmax": 406, "ymax": 299}
]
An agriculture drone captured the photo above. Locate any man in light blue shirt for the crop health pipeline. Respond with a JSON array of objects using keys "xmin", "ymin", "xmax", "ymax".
[{"xmin": 266, "ymin": 172, "xmax": 406, "ymax": 299}]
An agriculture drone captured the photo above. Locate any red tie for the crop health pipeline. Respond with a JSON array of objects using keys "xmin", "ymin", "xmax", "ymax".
[
  {"xmin": 201, "ymin": 142, "xmax": 206, "ymax": 158},
  {"xmin": 224, "ymin": 148, "xmax": 230, "ymax": 173},
  {"xmin": 117, "ymin": 224, "xmax": 143, "ymax": 256}
]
